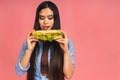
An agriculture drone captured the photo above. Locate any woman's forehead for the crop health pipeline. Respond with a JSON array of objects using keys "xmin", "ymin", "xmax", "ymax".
[{"xmin": 39, "ymin": 8, "xmax": 53, "ymax": 16}]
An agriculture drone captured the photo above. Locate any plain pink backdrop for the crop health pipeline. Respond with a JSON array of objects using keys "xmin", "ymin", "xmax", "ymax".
[{"xmin": 0, "ymin": 0, "xmax": 120, "ymax": 80}]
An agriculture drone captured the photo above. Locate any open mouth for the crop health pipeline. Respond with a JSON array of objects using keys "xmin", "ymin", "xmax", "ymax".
[{"xmin": 43, "ymin": 26, "xmax": 49, "ymax": 30}]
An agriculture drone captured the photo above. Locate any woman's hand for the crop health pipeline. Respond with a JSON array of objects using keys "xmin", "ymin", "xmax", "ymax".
[
  {"xmin": 26, "ymin": 31, "xmax": 38, "ymax": 51},
  {"xmin": 54, "ymin": 30, "xmax": 69, "ymax": 53}
]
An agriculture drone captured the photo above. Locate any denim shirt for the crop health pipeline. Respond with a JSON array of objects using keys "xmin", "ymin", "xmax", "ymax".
[{"xmin": 15, "ymin": 38, "xmax": 75, "ymax": 80}]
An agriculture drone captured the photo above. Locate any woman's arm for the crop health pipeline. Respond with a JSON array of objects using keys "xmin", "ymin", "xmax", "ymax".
[
  {"xmin": 55, "ymin": 31, "xmax": 75, "ymax": 79},
  {"xmin": 16, "ymin": 32, "xmax": 38, "ymax": 76},
  {"xmin": 20, "ymin": 32, "xmax": 38, "ymax": 68},
  {"xmin": 63, "ymin": 50, "xmax": 75, "ymax": 79},
  {"xmin": 20, "ymin": 49, "xmax": 33, "ymax": 69}
]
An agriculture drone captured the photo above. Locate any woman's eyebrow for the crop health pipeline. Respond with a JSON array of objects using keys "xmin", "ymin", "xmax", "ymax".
[
  {"xmin": 47, "ymin": 15, "xmax": 54, "ymax": 17},
  {"xmin": 39, "ymin": 15, "xmax": 44, "ymax": 17}
]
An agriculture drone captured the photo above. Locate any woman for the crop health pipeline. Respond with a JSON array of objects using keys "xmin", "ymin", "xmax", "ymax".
[{"xmin": 16, "ymin": 1, "xmax": 75, "ymax": 80}]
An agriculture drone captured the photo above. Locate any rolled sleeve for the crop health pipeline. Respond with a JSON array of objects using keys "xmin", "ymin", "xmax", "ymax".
[
  {"xmin": 19, "ymin": 62, "xmax": 30, "ymax": 70},
  {"xmin": 16, "ymin": 62, "xmax": 30, "ymax": 76}
]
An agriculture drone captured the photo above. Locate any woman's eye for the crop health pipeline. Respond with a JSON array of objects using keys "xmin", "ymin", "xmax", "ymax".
[
  {"xmin": 39, "ymin": 16, "xmax": 44, "ymax": 20},
  {"xmin": 48, "ymin": 17, "xmax": 53, "ymax": 20}
]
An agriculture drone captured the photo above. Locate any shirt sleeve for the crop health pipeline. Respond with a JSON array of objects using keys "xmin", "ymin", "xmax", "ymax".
[
  {"xmin": 68, "ymin": 38, "xmax": 75, "ymax": 66},
  {"xmin": 15, "ymin": 40, "xmax": 30, "ymax": 76}
]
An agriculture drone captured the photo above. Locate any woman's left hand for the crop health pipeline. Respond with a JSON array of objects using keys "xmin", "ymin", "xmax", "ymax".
[{"xmin": 54, "ymin": 30, "xmax": 69, "ymax": 53}]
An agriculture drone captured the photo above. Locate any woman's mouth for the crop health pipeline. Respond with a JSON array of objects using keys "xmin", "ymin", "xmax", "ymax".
[{"xmin": 43, "ymin": 26, "xmax": 49, "ymax": 30}]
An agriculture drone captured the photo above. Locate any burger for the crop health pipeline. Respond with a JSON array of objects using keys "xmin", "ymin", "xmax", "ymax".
[{"xmin": 32, "ymin": 30, "xmax": 63, "ymax": 42}]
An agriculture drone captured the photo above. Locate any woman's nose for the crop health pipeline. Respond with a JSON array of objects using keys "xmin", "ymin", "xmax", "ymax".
[{"xmin": 44, "ymin": 18, "xmax": 48, "ymax": 24}]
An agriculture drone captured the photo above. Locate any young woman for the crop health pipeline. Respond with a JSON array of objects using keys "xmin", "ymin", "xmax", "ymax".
[{"xmin": 16, "ymin": 1, "xmax": 75, "ymax": 80}]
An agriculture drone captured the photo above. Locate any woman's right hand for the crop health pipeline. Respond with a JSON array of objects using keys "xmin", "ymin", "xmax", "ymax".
[{"xmin": 26, "ymin": 31, "xmax": 38, "ymax": 51}]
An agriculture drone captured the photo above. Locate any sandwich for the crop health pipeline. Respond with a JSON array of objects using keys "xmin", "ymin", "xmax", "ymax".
[{"xmin": 32, "ymin": 30, "xmax": 63, "ymax": 42}]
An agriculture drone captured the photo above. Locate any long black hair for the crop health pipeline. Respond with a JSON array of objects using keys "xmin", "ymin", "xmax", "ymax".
[{"xmin": 27, "ymin": 1, "xmax": 64, "ymax": 80}]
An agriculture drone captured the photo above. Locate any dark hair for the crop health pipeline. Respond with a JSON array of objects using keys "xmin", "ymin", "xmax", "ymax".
[
  {"xmin": 34, "ymin": 1, "xmax": 61, "ymax": 30},
  {"xmin": 27, "ymin": 1, "xmax": 64, "ymax": 80}
]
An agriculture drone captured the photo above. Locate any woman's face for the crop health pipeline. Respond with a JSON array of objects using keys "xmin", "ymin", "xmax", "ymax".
[{"xmin": 39, "ymin": 8, "xmax": 54, "ymax": 30}]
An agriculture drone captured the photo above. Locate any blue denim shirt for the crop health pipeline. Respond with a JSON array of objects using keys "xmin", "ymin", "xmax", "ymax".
[{"xmin": 16, "ymin": 38, "xmax": 75, "ymax": 80}]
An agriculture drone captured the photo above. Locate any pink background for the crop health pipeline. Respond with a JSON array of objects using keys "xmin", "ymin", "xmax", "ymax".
[{"xmin": 0, "ymin": 0, "xmax": 120, "ymax": 80}]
